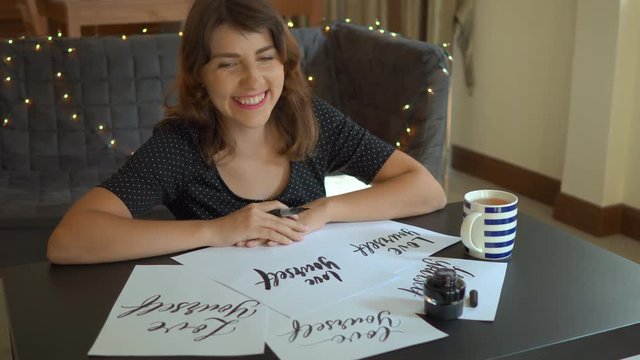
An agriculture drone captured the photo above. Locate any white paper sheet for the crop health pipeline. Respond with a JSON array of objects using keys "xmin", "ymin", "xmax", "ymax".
[
  {"xmin": 267, "ymin": 277, "xmax": 448, "ymax": 360},
  {"xmin": 89, "ymin": 265, "xmax": 267, "ymax": 356},
  {"xmin": 173, "ymin": 221, "xmax": 459, "ymax": 317},
  {"xmin": 394, "ymin": 257, "xmax": 508, "ymax": 321}
]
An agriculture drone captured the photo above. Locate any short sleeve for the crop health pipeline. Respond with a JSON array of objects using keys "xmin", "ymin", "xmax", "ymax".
[
  {"xmin": 99, "ymin": 120, "xmax": 198, "ymax": 217},
  {"xmin": 313, "ymin": 98, "xmax": 395, "ymax": 184}
]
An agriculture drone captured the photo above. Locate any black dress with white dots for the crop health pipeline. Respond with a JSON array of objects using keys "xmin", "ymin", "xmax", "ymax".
[{"xmin": 100, "ymin": 97, "xmax": 395, "ymax": 219}]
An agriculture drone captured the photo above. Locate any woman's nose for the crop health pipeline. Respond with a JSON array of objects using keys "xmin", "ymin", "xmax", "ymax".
[{"xmin": 240, "ymin": 64, "xmax": 261, "ymax": 88}]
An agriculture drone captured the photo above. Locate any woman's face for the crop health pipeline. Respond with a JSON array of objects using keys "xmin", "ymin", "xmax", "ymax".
[{"xmin": 201, "ymin": 24, "xmax": 285, "ymax": 132}]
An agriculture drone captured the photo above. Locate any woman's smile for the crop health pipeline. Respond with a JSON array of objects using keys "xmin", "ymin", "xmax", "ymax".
[{"xmin": 232, "ymin": 90, "xmax": 269, "ymax": 110}]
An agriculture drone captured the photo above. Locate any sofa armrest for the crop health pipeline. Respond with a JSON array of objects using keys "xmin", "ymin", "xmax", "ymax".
[{"xmin": 327, "ymin": 22, "xmax": 450, "ymax": 183}]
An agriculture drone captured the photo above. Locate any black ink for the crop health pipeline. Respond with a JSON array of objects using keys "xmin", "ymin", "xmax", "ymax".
[
  {"xmin": 304, "ymin": 326, "xmax": 404, "ymax": 346},
  {"xmin": 351, "ymin": 230, "xmax": 433, "ymax": 257},
  {"xmin": 304, "ymin": 270, "xmax": 343, "ymax": 285},
  {"xmin": 118, "ymin": 295, "xmax": 260, "ymax": 319},
  {"xmin": 397, "ymin": 258, "xmax": 476, "ymax": 297},
  {"xmin": 147, "ymin": 317, "xmax": 239, "ymax": 342},
  {"xmin": 282, "ymin": 310, "xmax": 400, "ymax": 343},
  {"xmin": 387, "ymin": 236, "xmax": 434, "ymax": 255},
  {"xmin": 253, "ymin": 256, "xmax": 342, "ymax": 290}
]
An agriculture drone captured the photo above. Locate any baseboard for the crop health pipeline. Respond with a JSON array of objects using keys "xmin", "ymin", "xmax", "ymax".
[
  {"xmin": 621, "ymin": 205, "xmax": 640, "ymax": 240},
  {"xmin": 553, "ymin": 193, "xmax": 622, "ymax": 237},
  {"xmin": 451, "ymin": 145, "xmax": 561, "ymax": 205},
  {"xmin": 451, "ymin": 144, "xmax": 640, "ymax": 241}
]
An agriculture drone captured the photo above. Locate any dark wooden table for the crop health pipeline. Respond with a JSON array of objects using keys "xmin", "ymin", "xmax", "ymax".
[{"xmin": 2, "ymin": 202, "xmax": 640, "ymax": 360}]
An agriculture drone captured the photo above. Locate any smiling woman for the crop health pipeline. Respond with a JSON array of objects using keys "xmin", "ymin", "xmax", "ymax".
[
  {"xmin": 46, "ymin": 0, "xmax": 447, "ymax": 265},
  {"xmin": 200, "ymin": 26, "xmax": 286, "ymax": 147}
]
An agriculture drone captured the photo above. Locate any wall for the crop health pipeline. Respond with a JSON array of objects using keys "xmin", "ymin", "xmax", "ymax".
[
  {"xmin": 451, "ymin": 0, "xmax": 640, "ymax": 211},
  {"xmin": 621, "ymin": 0, "xmax": 640, "ymax": 209},
  {"xmin": 451, "ymin": 0, "xmax": 577, "ymax": 180}
]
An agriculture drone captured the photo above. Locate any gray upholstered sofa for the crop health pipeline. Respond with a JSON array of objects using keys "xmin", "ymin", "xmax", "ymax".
[{"xmin": 0, "ymin": 22, "xmax": 449, "ymax": 267}]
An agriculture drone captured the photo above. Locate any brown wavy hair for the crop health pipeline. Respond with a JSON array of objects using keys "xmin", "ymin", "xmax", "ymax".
[{"xmin": 165, "ymin": 0, "xmax": 318, "ymax": 166}]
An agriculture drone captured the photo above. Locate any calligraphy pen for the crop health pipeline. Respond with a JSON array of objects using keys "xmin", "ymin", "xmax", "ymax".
[{"xmin": 268, "ymin": 207, "xmax": 309, "ymax": 217}]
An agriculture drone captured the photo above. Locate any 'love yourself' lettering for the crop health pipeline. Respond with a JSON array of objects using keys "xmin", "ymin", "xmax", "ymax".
[
  {"xmin": 253, "ymin": 256, "xmax": 343, "ymax": 290},
  {"xmin": 117, "ymin": 295, "xmax": 260, "ymax": 342},
  {"xmin": 280, "ymin": 310, "xmax": 403, "ymax": 346},
  {"xmin": 350, "ymin": 229, "xmax": 435, "ymax": 256}
]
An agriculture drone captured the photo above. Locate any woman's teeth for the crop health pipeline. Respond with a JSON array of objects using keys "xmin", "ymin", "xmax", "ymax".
[{"xmin": 234, "ymin": 92, "xmax": 266, "ymax": 105}]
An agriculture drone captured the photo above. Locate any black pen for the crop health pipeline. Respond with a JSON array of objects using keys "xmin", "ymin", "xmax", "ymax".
[{"xmin": 268, "ymin": 207, "xmax": 309, "ymax": 217}]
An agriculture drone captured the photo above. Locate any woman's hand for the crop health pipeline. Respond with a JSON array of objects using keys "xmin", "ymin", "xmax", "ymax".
[
  {"xmin": 235, "ymin": 198, "xmax": 331, "ymax": 248},
  {"xmin": 210, "ymin": 201, "xmax": 307, "ymax": 247},
  {"xmin": 296, "ymin": 197, "xmax": 331, "ymax": 233}
]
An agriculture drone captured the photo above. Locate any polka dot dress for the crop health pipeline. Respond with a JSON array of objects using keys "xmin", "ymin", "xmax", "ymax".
[{"xmin": 100, "ymin": 97, "xmax": 394, "ymax": 219}]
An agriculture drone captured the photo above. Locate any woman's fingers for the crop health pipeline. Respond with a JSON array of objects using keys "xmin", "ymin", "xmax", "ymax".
[
  {"xmin": 245, "ymin": 239, "xmax": 267, "ymax": 247},
  {"xmin": 222, "ymin": 202, "xmax": 311, "ymax": 248}
]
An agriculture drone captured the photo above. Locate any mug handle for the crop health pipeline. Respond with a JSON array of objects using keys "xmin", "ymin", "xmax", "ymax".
[{"xmin": 461, "ymin": 212, "xmax": 484, "ymax": 254}]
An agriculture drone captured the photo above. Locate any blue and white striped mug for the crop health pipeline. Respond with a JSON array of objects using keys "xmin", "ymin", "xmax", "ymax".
[{"xmin": 462, "ymin": 190, "xmax": 518, "ymax": 261}]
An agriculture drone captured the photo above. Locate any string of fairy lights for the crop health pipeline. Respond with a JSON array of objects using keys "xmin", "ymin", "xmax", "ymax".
[{"xmin": 1, "ymin": 19, "xmax": 452, "ymax": 153}]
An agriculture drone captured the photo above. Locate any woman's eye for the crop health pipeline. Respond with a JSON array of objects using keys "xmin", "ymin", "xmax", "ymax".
[
  {"xmin": 218, "ymin": 62, "xmax": 237, "ymax": 69},
  {"xmin": 258, "ymin": 55, "xmax": 274, "ymax": 62}
]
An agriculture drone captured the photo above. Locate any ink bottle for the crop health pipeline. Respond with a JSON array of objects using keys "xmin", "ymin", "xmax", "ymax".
[{"xmin": 423, "ymin": 268, "xmax": 466, "ymax": 320}]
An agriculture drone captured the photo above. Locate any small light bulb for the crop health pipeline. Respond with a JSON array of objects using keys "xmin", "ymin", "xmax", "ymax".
[
  {"xmin": 427, "ymin": 88, "xmax": 434, "ymax": 95},
  {"xmin": 406, "ymin": 128, "xmax": 411, "ymax": 133},
  {"xmin": 443, "ymin": 43, "xmax": 449, "ymax": 48},
  {"xmin": 307, "ymin": 76, "xmax": 314, "ymax": 81},
  {"xmin": 4, "ymin": 76, "xmax": 10, "ymax": 82},
  {"xmin": 142, "ymin": 28, "xmax": 148, "ymax": 33},
  {"xmin": 71, "ymin": 113, "xmax": 78, "ymax": 119},
  {"xmin": 442, "ymin": 68, "xmax": 449, "ymax": 75},
  {"xmin": 110, "ymin": 139, "xmax": 116, "ymax": 146},
  {"xmin": 396, "ymin": 141, "xmax": 401, "ymax": 147},
  {"xmin": 57, "ymin": 30, "xmax": 62, "ymax": 37},
  {"xmin": 368, "ymin": 26, "xmax": 374, "ymax": 31},
  {"xmin": 3, "ymin": 118, "xmax": 8, "ymax": 126},
  {"xmin": 8, "ymin": 40, "xmax": 13, "ymax": 44},
  {"xmin": 63, "ymin": 93, "xmax": 69, "ymax": 100},
  {"xmin": 5, "ymin": 56, "xmax": 11, "ymax": 62},
  {"xmin": 448, "ymin": 55, "xmax": 453, "ymax": 61},
  {"xmin": 67, "ymin": 47, "xmax": 75, "ymax": 53},
  {"xmin": 24, "ymin": 98, "xmax": 31, "ymax": 104},
  {"xmin": 345, "ymin": 18, "xmax": 351, "ymax": 23},
  {"xmin": 379, "ymin": 29, "xmax": 385, "ymax": 34},
  {"xmin": 98, "ymin": 124, "xmax": 104, "ymax": 131},
  {"xmin": 35, "ymin": 44, "xmax": 41, "ymax": 51},
  {"xmin": 121, "ymin": 35, "xmax": 127, "ymax": 40},
  {"xmin": 47, "ymin": 36, "xmax": 53, "ymax": 41},
  {"xmin": 324, "ymin": 26, "xmax": 331, "ymax": 32},
  {"xmin": 56, "ymin": 72, "xmax": 62, "ymax": 78},
  {"xmin": 287, "ymin": 21, "xmax": 294, "ymax": 28},
  {"xmin": 375, "ymin": 20, "xmax": 381, "ymax": 26},
  {"xmin": 130, "ymin": 151, "xmax": 135, "ymax": 156},
  {"xmin": 403, "ymin": 104, "xmax": 410, "ymax": 110},
  {"xmin": 391, "ymin": 32, "xmax": 398, "ymax": 37},
  {"xmin": 179, "ymin": 31, "xmax": 184, "ymax": 36}
]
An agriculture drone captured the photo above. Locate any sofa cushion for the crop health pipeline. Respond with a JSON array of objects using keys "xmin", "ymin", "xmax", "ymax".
[
  {"xmin": 328, "ymin": 22, "xmax": 449, "ymax": 181},
  {"xmin": 0, "ymin": 34, "xmax": 180, "ymax": 173}
]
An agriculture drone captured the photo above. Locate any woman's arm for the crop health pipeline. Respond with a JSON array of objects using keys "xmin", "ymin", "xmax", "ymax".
[
  {"xmin": 299, "ymin": 150, "xmax": 446, "ymax": 232},
  {"xmin": 47, "ymin": 188, "xmax": 306, "ymax": 264}
]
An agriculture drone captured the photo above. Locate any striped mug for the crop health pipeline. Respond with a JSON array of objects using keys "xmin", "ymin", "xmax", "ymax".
[{"xmin": 461, "ymin": 190, "xmax": 518, "ymax": 260}]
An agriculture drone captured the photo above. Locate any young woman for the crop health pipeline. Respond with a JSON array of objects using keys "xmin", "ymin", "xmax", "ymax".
[{"xmin": 47, "ymin": 0, "xmax": 446, "ymax": 264}]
